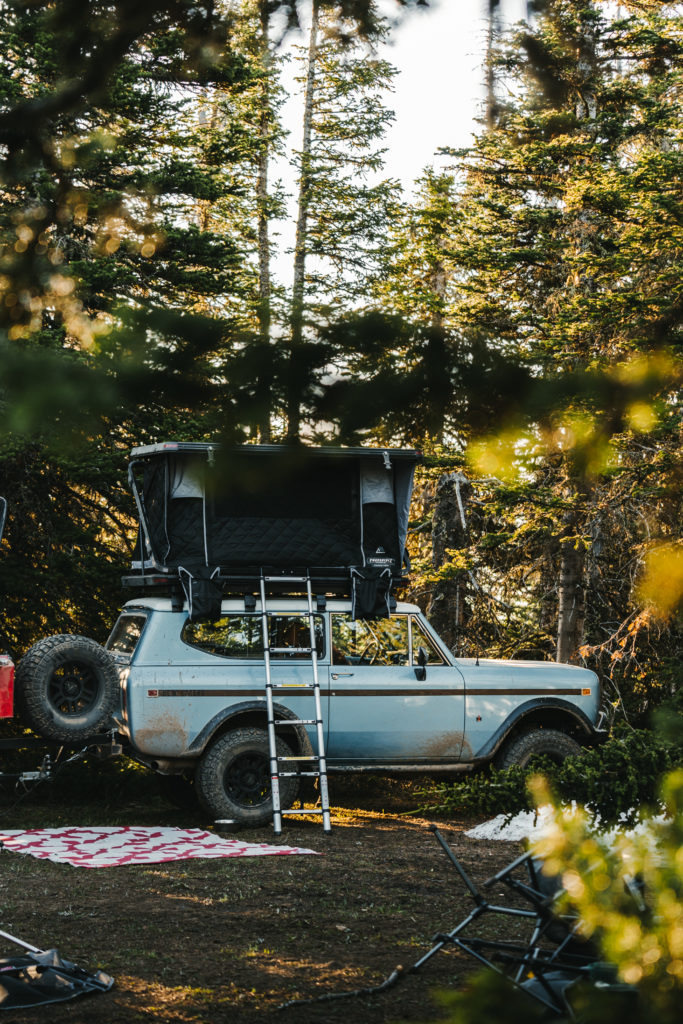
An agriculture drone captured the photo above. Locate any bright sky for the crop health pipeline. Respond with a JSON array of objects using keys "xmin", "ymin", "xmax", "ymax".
[
  {"xmin": 377, "ymin": 0, "xmax": 529, "ymax": 188},
  {"xmin": 273, "ymin": 0, "xmax": 530, "ymax": 283}
]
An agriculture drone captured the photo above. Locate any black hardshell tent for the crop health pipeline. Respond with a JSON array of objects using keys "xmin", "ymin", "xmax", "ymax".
[{"xmin": 127, "ymin": 443, "xmax": 421, "ymax": 617}]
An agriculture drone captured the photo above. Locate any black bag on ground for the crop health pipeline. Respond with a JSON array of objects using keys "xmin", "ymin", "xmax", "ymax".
[{"xmin": 0, "ymin": 949, "xmax": 113, "ymax": 1010}]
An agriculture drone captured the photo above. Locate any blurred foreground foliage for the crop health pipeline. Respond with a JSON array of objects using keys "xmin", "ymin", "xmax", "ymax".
[
  {"xmin": 528, "ymin": 769, "xmax": 683, "ymax": 1024},
  {"xmin": 423, "ymin": 710, "xmax": 683, "ymax": 1024}
]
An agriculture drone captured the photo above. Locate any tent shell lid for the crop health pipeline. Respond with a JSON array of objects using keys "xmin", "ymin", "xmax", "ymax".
[{"xmin": 130, "ymin": 442, "xmax": 421, "ymax": 462}]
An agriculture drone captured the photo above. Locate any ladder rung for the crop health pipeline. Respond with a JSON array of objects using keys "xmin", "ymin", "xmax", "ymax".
[
  {"xmin": 270, "ymin": 682, "xmax": 315, "ymax": 690},
  {"xmin": 278, "ymin": 755, "xmax": 318, "ymax": 762},
  {"xmin": 281, "ymin": 808, "xmax": 325, "ymax": 816},
  {"xmin": 262, "ymin": 575, "xmax": 309, "ymax": 583},
  {"xmin": 269, "ymin": 646, "xmax": 313, "ymax": 654},
  {"xmin": 280, "ymin": 719, "xmax": 319, "ymax": 727},
  {"xmin": 278, "ymin": 771, "xmax": 321, "ymax": 778}
]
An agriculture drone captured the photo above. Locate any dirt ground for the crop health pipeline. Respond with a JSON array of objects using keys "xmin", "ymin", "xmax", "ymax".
[{"xmin": 0, "ymin": 770, "xmax": 528, "ymax": 1024}]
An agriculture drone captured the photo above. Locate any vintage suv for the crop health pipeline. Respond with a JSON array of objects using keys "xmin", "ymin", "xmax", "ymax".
[{"xmin": 105, "ymin": 594, "xmax": 606, "ymax": 826}]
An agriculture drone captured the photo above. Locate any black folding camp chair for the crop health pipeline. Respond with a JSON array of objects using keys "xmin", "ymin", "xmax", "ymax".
[
  {"xmin": 417, "ymin": 826, "xmax": 599, "ymax": 1017},
  {"xmin": 0, "ymin": 926, "xmax": 113, "ymax": 1010}
]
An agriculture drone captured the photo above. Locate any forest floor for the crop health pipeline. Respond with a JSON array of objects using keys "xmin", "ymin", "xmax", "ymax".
[{"xmin": 0, "ymin": 768, "xmax": 528, "ymax": 1024}]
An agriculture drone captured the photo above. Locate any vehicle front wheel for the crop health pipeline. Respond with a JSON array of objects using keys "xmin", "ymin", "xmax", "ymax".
[
  {"xmin": 194, "ymin": 727, "xmax": 300, "ymax": 827},
  {"xmin": 497, "ymin": 728, "xmax": 582, "ymax": 770}
]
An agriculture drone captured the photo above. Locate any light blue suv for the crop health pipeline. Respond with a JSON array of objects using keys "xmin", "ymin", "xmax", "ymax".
[{"xmin": 106, "ymin": 595, "xmax": 606, "ymax": 826}]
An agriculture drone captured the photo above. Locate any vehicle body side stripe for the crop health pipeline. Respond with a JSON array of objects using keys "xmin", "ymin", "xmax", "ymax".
[{"xmin": 146, "ymin": 687, "xmax": 584, "ymax": 698}]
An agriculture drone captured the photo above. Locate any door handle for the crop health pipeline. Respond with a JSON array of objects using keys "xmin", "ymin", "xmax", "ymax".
[{"xmin": 331, "ymin": 672, "xmax": 354, "ymax": 679}]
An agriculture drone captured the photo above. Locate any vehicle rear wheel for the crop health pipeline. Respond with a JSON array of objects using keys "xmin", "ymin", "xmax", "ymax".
[
  {"xmin": 497, "ymin": 728, "xmax": 582, "ymax": 770},
  {"xmin": 195, "ymin": 727, "xmax": 300, "ymax": 827},
  {"xmin": 15, "ymin": 634, "xmax": 119, "ymax": 743}
]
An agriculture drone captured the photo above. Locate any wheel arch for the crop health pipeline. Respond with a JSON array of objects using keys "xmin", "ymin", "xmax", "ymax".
[
  {"xmin": 474, "ymin": 698, "xmax": 599, "ymax": 762},
  {"xmin": 182, "ymin": 700, "xmax": 312, "ymax": 759}
]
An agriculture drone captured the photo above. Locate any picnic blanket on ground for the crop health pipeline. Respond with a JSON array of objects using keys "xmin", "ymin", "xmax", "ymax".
[{"xmin": 0, "ymin": 827, "xmax": 318, "ymax": 868}]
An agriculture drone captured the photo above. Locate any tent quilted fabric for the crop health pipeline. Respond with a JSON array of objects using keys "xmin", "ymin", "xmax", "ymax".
[{"xmin": 129, "ymin": 444, "xmax": 420, "ymax": 580}]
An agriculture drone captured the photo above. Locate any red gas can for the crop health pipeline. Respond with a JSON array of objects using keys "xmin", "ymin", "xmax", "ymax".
[{"xmin": 0, "ymin": 654, "xmax": 15, "ymax": 719}]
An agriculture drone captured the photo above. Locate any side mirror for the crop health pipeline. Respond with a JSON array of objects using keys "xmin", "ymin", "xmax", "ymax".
[{"xmin": 414, "ymin": 645, "xmax": 428, "ymax": 682}]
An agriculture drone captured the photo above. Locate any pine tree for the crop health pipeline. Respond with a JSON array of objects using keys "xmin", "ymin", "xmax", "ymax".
[
  {"xmin": 443, "ymin": 0, "xmax": 682, "ymax": 687},
  {"xmin": 0, "ymin": 1, "xmax": 258, "ymax": 649},
  {"xmin": 283, "ymin": 0, "xmax": 400, "ymax": 439}
]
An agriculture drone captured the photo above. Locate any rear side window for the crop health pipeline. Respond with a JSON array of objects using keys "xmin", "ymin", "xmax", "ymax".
[
  {"xmin": 182, "ymin": 614, "xmax": 325, "ymax": 660},
  {"xmin": 106, "ymin": 614, "xmax": 148, "ymax": 657}
]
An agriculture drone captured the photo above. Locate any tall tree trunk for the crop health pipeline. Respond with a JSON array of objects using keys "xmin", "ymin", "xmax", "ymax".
[
  {"xmin": 556, "ymin": 510, "xmax": 586, "ymax": 663},
  {"xmin": 486, "ymin": 0, "xmax": 501, "ymax": 127},
  {"xmin": 539, "ymin": 548, "xmax": 558, "ymax": 645},
  {"xmin": 197, "ymin": 95, "xmax": 219, "ymax": 232},
  {"xmin": 424, "ymin": 258, "xmax": 448, "ymax": 444},
  {"xmin": 427, "ymin": 472, "xmax": 472, "ymax": 653},
  {"xmin": 255, "ymin": 2, "xmax": 273, "ymax": 442},
  {"xmin": 286, "ymin": 0, "xmax": 319, "ymax": 441},
  {"xmin": 555, "ymin": 12, "xmax": 598, "ymax": 660}
]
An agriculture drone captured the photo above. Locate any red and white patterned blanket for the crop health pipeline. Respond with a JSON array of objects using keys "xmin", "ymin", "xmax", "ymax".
[{"xmin": 0, "ymin": 827, "xmax": 318, "ymax": 868}]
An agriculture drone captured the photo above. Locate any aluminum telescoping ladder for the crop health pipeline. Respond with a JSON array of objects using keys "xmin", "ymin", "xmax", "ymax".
[{"xmin": 259, "ymin": 575, "xmax": 332, "ymax": 834}]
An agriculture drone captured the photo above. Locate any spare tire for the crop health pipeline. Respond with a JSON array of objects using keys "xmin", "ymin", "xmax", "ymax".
[{"xmin": 15, "ymin": 634, "xmax": 120, "ymax": 743}]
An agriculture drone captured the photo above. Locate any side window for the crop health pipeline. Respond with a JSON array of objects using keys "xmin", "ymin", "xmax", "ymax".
[
  {"xmin": 331, "ymin": 615, "xmax": 409, "ymax": 666},
  {"xmin": 106, "ymin": 614, "xmax": 148, "ymax": 657},
  {"xmin": 411, "ymin": 617, "xmax": 446, "ymax": 665},
  {"xmin": 268, "ymin": 615, "xmax": 325, "ymax": 660},
  {"xmin": 183, "ymin": 615, "xmax": 262, "ymax": 658},
  {"xmin": 182, "ymin": 614, "xmax": 324, "ymax": 660}
]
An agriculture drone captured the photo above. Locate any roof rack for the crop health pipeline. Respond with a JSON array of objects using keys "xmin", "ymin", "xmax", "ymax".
[{"xmin": 121, "ymin": 569, "xmax": 377, "ymax": 597}]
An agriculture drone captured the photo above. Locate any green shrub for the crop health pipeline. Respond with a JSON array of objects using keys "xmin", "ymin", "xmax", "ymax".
[{"xmin": 418, "ymin": 727, "xmax": 678, "ymax": 827}]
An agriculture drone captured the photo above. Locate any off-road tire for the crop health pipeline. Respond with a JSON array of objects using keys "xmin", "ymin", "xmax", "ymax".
[
  {"xmin": 15, "ymin": 634, "xmax": 119, "ymax": 743},
  {"xmin": 498, "ymin": 728, "xmax": 582, "ymax": 770},
  {"xmin": 195, "ymin": 727, "xmax": 300, "ymax": 827}
]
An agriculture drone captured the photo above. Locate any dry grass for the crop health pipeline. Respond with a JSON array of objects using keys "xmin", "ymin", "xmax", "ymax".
[{"xmin": 0, "ymin": 767, "xmax": 525, "ymax": 1024}]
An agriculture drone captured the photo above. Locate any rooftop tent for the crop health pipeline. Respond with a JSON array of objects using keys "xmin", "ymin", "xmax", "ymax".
[{"xmin": 128, "ymin": 443, "xmax": 421, "ymax": 617}]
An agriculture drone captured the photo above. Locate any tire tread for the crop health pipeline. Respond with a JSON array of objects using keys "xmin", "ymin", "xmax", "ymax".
[
  {"xmin": 195, "ymin": 726, "xmax": 300, "ymax": 826},
  {"xmin": 498, "ymin": 727, "xmax": 582, "ymax": 770},
  {"xmin": 15, "ymin": 634, "xmax": 119, "ymax": 743}
]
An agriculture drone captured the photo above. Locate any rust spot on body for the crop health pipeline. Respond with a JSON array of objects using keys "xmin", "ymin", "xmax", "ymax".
[{"xmin": 135, "ymin": 712, "xmax": 189, "ymax": 756}]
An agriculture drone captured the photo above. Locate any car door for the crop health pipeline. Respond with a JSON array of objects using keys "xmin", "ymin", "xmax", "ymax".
[
  {"xmin": 326, "ymin": 612, "xmax": 465, "ymax": 764},
  {"xmin": 128, "ymin": 611, "xmax": 326, "ymax": 757}
]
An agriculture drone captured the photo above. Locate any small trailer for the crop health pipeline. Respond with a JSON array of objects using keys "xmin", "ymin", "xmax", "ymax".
[{"xmin": 0, "ymin": 497, "xmax": 15, "ymax": 727}]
